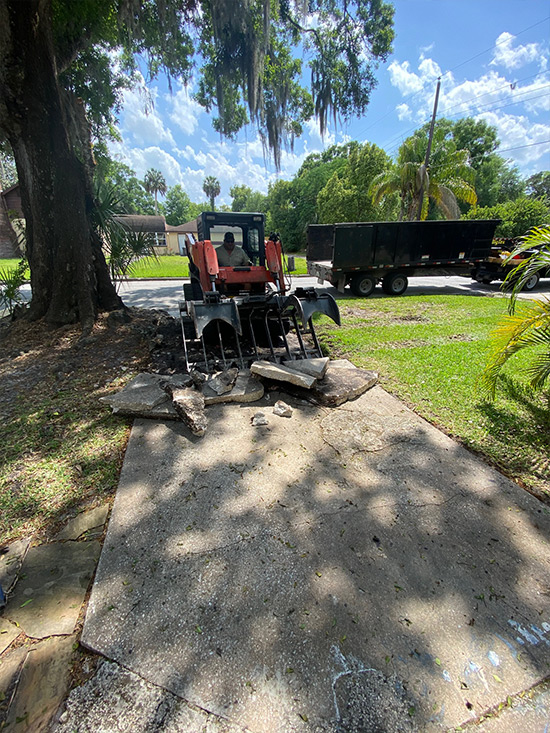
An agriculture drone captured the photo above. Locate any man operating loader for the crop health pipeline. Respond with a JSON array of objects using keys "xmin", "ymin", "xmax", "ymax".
[{"xmin": 215, "ymin": 231, "xmax": 251, "ymax": 267}]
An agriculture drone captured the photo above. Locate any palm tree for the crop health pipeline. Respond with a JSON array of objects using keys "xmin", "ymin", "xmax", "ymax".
[
  {"xmin": 143, "ymin": 168, "xmax": 167, "ymax": 215},
  {"xmin": 203, "ymin": 176, "xmax": 221, "ymax": 210},
  {"xmin": 369, "ymin": 129, "xmax": 477, "ymax": 220},
  {"xmin": 481, "ymin": 225, "xmax": 550, "ymax": 400}
]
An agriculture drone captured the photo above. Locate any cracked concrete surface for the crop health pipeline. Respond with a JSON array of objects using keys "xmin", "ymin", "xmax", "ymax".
[{"xmin": 79, "ymin": 386, "xmax": 550, "ymax": 732}]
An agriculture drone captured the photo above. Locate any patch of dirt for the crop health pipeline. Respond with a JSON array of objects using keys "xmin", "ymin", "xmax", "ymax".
[
  {"xmin": 341, "ymin": 307, "xmax": 431, "ymax": 324},
  {"xmin": 0, "ymin": 307, "xmax": 179, "ymax": 543}
]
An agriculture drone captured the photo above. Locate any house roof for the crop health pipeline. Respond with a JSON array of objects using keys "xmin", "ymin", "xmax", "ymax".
[
  {"xmin": 0, "ymin": 183, "xmax": 19, "ymax": 197},
  {"xmin": 165, "ymin": 223, "xmax": 194, "ymax": 232},
  {"xmin": 179, "ymin": 218, "xmax": 199, "ymax": 234},
  {"xmin": 113, "ymin": 215, "xmax": 166, "ymax": 232}
]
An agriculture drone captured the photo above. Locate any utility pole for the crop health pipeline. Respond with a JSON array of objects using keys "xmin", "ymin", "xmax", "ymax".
[{"xmin": 416, "ymin": 77, "xmax": 441, "ymax": 220}]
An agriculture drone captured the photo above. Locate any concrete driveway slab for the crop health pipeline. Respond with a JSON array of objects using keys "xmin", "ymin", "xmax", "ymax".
[
  {"xmin": 82, "ymin": 386, "xmax": 550, "ymax": 732},
  {"xmin": 5, "ymin": 540, "xmax": 101, "ymax": 638}
]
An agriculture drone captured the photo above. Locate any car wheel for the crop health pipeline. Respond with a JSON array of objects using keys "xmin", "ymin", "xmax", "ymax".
[
  {"xmin": 382, "ymin": 272, "xmax": 408, "ymax": 296},
  {"xmin": 522, "ymin": 272, "xmax": 540, "ymax": 291},
  {"xmin": 350, "ymin": 273, "xmax": 376, "ymax": 297}
]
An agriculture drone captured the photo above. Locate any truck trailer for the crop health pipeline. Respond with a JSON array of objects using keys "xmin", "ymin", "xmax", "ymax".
[{"xmin": 307, "ymin": 219, "xmax": 501, "ymax": 296}]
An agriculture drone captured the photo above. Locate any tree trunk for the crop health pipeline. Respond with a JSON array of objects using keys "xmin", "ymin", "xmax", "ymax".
[{"xmin": 0, "ymin": 0, "xmax": 122, "ymax": 330}]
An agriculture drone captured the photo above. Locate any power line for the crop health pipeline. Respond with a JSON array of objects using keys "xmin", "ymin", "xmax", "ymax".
[
  {"xmin": 445, "ymin": 15, "xmax": 550, "ymax": 75},
  {"xmin": 436, "ymin": 71, "xmax": 549, "ymax": 118},
  {"xmin": 382, "ymin": 88, "xmax": 550, "ymax": 158},
  {"xmin": 358, "ymin": 16, "xmax": 550, "ymax": 143},
  {"xmin": 442, "ymin": 88, "xmax": 550, "ymax": 121}
]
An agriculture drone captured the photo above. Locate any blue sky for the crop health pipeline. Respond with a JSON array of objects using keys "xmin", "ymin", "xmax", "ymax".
[{"xmin": 109, "ymin": 1, "xmax": 550, "ymax": 207}]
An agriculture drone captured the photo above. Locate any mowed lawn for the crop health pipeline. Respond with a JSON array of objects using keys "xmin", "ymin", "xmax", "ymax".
[
  {"xmin": 316, "ymin": 293, "xmax": 550, "ymax": 500},
  {"xmin": 0, "ymin": 254, "xmax": 309, "ymax": 279},
  {"xmin": 128, "ymin": 254, "xmax": 309, "ymax": 278}
]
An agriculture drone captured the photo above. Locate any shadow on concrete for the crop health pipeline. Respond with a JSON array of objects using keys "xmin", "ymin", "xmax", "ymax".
[{"xmin": 80, "ymin": 389, "xmax": 550, "ymax": 731}]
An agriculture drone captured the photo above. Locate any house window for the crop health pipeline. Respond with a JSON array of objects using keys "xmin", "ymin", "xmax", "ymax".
[{"xmin": 154, "ymin": 232, "xmax": 166, "ymax": 247}]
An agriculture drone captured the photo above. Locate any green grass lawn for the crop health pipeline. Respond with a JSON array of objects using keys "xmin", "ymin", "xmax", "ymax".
[
  {"xmin": 0, "ymin": 254, "xmax": 308, "ymax": 279},
  {"xmin": 0, "ymin": 258, "xmax": 30, "ymax": 279},
  {"xmin": 317, "ymin": 294, "xmax": 550, "ymax": 500},
  {"xmin": 127, "ymin": 254, "xmax": 308, "ymax": 278}
]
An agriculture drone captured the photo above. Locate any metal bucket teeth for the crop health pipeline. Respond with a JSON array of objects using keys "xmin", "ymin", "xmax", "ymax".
[{"xmin": 188, "ymin": 299, "xmax": 242, "ymax": 337}]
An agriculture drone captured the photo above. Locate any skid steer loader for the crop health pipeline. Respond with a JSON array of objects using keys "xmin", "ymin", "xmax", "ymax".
[{"xmin": 179, "ymin": 211, "xmax": 340, "ymax": 372}]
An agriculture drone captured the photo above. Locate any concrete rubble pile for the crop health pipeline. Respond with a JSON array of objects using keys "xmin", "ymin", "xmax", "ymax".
[{"xmin": 100, "ymin": 358, "xmax": 379, "ymax": 436}]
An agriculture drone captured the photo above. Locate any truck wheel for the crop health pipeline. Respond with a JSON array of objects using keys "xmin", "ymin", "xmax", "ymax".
[
  {"xmin": 382, "ymin": 273, "xmax": 408, "ymax": 296},
  {"xmin": 522, "ymin": 272, "xmax": 540, "ymax": 291},
  {"xmin": 350, "ymin": 273, "xmax": 375, "ymax": 297}
]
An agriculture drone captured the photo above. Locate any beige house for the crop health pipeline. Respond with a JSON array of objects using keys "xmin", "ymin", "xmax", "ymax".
[{"xmin": 113, "ymin": 215, "xmax": 193, "ymax": 256}]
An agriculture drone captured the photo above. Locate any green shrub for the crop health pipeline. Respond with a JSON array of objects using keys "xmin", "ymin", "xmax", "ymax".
[{"xmin": 463, "ymin": 197, "xmax": 550, "ymax": 238}]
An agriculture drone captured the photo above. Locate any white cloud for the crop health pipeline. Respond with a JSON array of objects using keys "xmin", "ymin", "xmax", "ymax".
[
  {"xmin": 167, "ymin": 84, "xmax": 204, "ymax": 136},
  {"xmin": 396, "ymin": 103, "xmax": 412, "ymax": 121},
  {"xmin": 478, "ymin": 110, "xmax": 550, "ymax": 168},
  {"xmin": 419, "ymin": 43, "xmax": 434, "ymax": 59},
  {"xmin": 109, "ymin": 141, "xmax": 183, "ymax": 186},
  {"xmin": 418, "ymin": 58, "xmax": 442, "ymax": 80},
  {"xmin": 491, "ymin": 31, "xmax": 546, "ymax": 70},
  {"xmin": 385, "ymin": 47, "xmax": 550, "ymax": 175},
  {"xmin": 119, "ymin": 85, "xmax": 176, "ymax": 148},
  {"xmin": 305, "ymin": 117, "xmax": 336, "ymax": 146},
  {"xmin": 388, "ymin": 60, "xmax": 424, "ymax": 95}
]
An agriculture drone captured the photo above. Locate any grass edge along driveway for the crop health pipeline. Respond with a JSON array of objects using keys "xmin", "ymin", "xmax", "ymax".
[{"xmin": 316, "ymin": 293, "xmax": 549, "ymax": 502}]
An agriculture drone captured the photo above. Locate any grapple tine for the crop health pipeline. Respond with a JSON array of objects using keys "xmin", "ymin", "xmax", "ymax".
[{"xmin": 216, "ymin": 322, "xmax": 227, "ymax": 369}]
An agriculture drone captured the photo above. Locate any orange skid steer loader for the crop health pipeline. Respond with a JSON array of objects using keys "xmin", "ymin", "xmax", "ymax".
[{"xmin": 179, "ymin": 211, "xmax": 340, "ymax": 372}]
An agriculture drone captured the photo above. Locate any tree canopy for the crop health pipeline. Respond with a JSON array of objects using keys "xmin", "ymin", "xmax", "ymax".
[
  {"xmin": 526, "ymin": 171, "xmax": 550, "ymax": 201},
  {"xmin": 143, "ymin": 168, "xmax": 167, "ymax": 215},
  {"xmin": 230, "ymin": 185, "xmax": 268, "ymax": 213},
  {"xmin": 203, "ymin": 176, "xmax": 221, "ymax": 210},
  {"xmin": 317, "ymin": 142, "xmax": 395, "ymax": 223},
  {"xmin": 0, "ymin": 0, "xmax": 394, "ymax": 328},
  {"xmin": 370, "ymin": 127, "xmax": 477, "ymax": 221}
]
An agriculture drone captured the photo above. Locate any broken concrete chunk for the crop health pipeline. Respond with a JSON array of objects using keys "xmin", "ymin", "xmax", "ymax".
[
  {"xmin": 99, "ymin": 373, "xmax": 167, "ymax": 412},
  {"xmin": 163, "ymin": 385, "xmax": 207, "ymax": 437},
  {"xmin": 251, "ymin": 360, "xmax": 316, "ymax": 389},
  {"xmin": 282, "ymin": 357, "xmax": 329, "ymax": 380},
  {"xmin": 202, "ymin": 370, "xmax": 264, "ymax": 405},
  {"xmin": 273, "ymin": 400, "xmax": 293, "ymax": 418},
  {"xmin": 312, "ymin": 365, "xmax": 378, "ymax": 407},
  {"xmin": 100, "ymin": 373, "xmax": 191, "ymax": 414},
  {"xmin": 190, "ymin": 369, "xmax": 207, "ymax": 388},
  {"xmin": 326, "ymin": 358, "xmax": 357, "ymax": 370},
  {"xmin": 252, "ymin": 412, "xmax": 269, "ymax": 426},
  {"xmin": 205, "ymin": 368, "xmax": 239, "ymax": 395}
]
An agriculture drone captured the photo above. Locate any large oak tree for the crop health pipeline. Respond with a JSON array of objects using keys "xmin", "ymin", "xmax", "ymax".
[{"xmin": 0, "ymin": 0, "xmax": 394, "ymax": 329}]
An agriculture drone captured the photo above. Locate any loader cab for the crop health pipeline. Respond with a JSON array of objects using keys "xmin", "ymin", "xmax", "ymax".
[{"xmin": 197, "ymin": 212, "xmax": 266, "ymax": 265}]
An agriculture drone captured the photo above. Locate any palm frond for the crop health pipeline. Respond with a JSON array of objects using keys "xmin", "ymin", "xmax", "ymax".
[
  {"xmin": 503, "ymin": 225, "xmax": 550, "ymax": 311},
  {"xmin": 480, "ymin": 298, "xmax": 550, "ymax": 398}
]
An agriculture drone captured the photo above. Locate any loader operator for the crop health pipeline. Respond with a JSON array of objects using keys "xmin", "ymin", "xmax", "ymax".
[{"xmin": 215, "ymin": 231, "xmax": 251, "ymax": 267}]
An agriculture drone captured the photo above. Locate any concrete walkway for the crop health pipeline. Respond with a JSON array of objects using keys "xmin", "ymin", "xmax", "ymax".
[{"xmin": 60, "ymin": 386, "xmax": 549, "ymax": 732}]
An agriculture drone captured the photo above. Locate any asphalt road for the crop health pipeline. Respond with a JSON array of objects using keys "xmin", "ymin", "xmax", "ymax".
[
  {"xmin": 17, "ymin": 274, "xmax": 549, "ymax": 319},
  {"xmin": 114, "ymin": 274, "xmax": 550, "ymax": 317}
]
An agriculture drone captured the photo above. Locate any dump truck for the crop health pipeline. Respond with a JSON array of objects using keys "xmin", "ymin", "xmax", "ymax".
[
  {"xmin": 307, "ymin": 219, "xmax": 501, "ymax": 296},
  {"xmin": 180, "ymin": 211, "xmax": 340, "ymax": 371}
]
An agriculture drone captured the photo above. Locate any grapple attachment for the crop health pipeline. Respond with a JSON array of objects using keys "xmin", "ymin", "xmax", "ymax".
[
  {"xmin": 282, "ymin": 287, "xmax": 341, "ymax": 329},
  {"xmin": 188, "ymin": 294, "xmax": 242, "ymax": 338}
]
